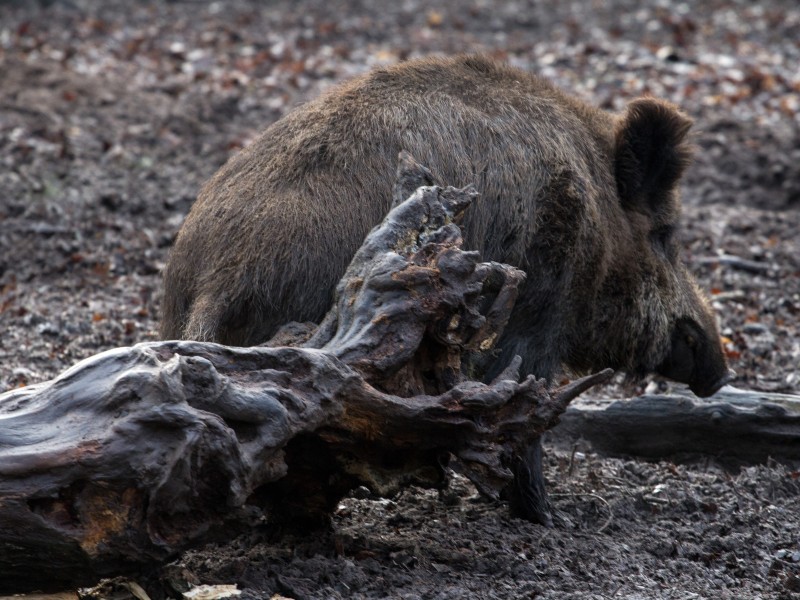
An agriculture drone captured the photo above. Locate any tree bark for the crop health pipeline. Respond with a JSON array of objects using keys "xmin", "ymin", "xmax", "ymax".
[
  {"xmin": 0, "ymin": 153, "xmax": 611, "ymax": 593},
  {"xmin": 551, "ymin": 387, "xmax": 800, "ymax": 465}
]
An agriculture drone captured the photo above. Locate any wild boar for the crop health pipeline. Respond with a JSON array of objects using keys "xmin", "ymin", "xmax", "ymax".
[{"xmin": 161, "ymin": 54, "xmax": 732, "ymax": 399}]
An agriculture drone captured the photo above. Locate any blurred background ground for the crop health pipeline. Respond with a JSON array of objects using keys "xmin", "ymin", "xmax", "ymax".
[{"xmin": 1, "ymin": 1, "xmax": 799, "ymax": 598}]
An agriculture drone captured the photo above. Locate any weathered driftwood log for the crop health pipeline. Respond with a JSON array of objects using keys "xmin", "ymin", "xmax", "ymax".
[
  {"xmin": 551, "ymin": 387, "xmax": 800, "ymax": 465},
  {"xmin": 0, "ymin": 155, "xmax": 611, "ymax": 593}
]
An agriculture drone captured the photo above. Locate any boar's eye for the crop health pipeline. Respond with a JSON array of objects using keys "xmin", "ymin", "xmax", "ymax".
[{"xmin": 685, "ymin": 333, "xmax": 697, "ymax": 348}]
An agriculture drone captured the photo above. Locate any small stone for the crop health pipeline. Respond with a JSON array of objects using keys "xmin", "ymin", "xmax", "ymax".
[
  {"xmin": 36, "ymin": 321, "xmax": 60, "ymax": 336},
  {"xmin": 742, "ymin": 323, "xmax": 769, "ymax": 335},
  {"xmin": 351, "ymin": 486, "xmax": 371, "ymax": 499}
]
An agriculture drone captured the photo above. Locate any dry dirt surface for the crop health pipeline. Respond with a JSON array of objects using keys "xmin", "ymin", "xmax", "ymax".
[{"xmin": 1, "ymin": 0, "xmax": 799, "ymax": 598}]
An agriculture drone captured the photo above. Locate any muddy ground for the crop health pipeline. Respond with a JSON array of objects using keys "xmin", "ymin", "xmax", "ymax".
[{"xmin": 1, "ymin": 0, "xmax": 799, "ymax": 598}]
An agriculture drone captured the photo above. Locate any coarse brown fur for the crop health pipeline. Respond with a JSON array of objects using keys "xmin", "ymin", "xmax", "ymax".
[{"xmin": 161, "ymin": 55, "xmax": 730, "ymax": 396}]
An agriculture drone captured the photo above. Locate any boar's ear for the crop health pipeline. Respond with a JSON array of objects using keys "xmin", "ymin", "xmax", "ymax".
[{"xmin": 614, "ymin": 98, "xmax": 693, "ymax": 216}]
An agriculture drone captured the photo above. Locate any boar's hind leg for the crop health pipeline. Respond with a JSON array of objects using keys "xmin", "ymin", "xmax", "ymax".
[{"xmin": 181, "ymin": 293, "xmax": 227, "ymax": 343}]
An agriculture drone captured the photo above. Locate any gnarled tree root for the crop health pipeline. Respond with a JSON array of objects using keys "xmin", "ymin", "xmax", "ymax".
[{"xmin": 0, "ymin": 153, "xmax": 611, "ymax": 592}]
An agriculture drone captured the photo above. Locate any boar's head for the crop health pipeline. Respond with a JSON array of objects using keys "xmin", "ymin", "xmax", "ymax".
[{"xmin": 599, "ymin": 98, "xmax": 734, "ymax": 397}]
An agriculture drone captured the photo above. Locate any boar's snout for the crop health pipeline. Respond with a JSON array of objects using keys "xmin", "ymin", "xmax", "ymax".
[
  {"xmin": 690, "ymin": 367, "xmax": 736, "ymax": 398},
  {"xmin": 656, "ymin": 318, "xmax": 735, "ymax": 398}
]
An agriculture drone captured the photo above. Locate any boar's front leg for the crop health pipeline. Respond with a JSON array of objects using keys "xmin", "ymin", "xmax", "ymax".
[{"xmin": 508, "ymin": 436, "xmax": 553, "ymax": 526}]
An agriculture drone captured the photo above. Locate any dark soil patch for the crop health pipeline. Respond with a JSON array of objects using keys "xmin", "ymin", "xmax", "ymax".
[{"xmin": 1, "ymin": 1, "xmax": 798, "ymax": 598}]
